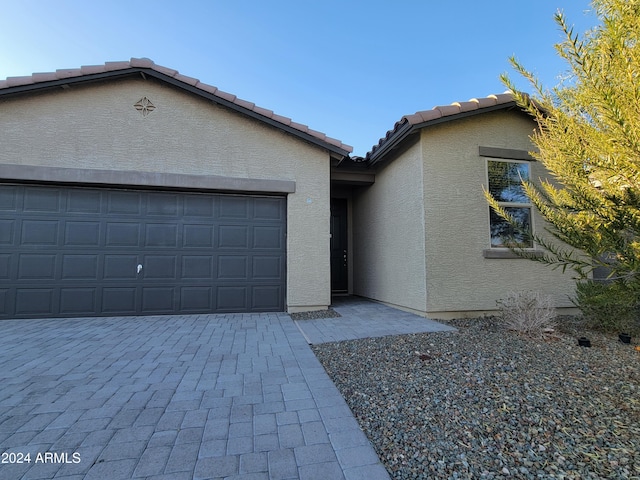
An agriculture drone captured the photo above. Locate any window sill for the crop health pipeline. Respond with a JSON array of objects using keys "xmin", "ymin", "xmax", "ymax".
[{"xmin": 483, "ymin": 249, "xmax": 544, "ymax": 259}]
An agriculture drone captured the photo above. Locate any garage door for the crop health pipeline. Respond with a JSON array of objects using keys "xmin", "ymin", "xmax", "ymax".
[{"xmin": 0, "ymin": 184, "xmax": 286, "ymax": 319}]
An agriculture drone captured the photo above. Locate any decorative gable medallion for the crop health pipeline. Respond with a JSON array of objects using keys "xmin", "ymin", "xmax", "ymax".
[{"xmin": 134, "ymin": 97, "xmax": 155, "ymax": 117}]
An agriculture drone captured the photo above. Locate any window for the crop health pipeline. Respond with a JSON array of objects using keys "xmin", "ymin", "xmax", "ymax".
[{"xmin": 487, "ymin": 160, "xmax": 533, "ymax": 248}]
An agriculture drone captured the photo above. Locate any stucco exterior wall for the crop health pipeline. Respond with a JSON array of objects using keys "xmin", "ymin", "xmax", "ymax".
[
  {"xmin": 0, "ymin": 77, "xmax": 331, "ymax": 311},
  {"xmin": 352, "ymin": 139, "xmax": 427, "ymax": 312},
  {"xmin": 421, "ymin": 110, "xmax": 577, "ymax": 317}
]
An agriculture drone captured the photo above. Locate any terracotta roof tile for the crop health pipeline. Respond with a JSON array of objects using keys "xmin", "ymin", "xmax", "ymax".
[
  {"xmin": 493, "ymin": 92, "xmax": 515, "ymax": 103},
  {"xmin": 130, "ymin": 57, "xmax": 154, "ymax": 68},
  {"xmin": 474, "ymin": 96, "xmax": 500, "ymax": 108},
  {"xmin": 80, "ymin": 64, "xmax": 107, "ymax": 75},
  {"xmin": 196, "ymin": 82, "xmax": 218, "ymax": 95},
  {"xmin": 253, "ymin": 106, "xmax": 274, "ymax": 118},
  {"xmin": 6, "ymin": 76, "xmax": 34, "ymax": 87},
  {"xmin": 417, "ymin": 109, "xmax": 442, "ymax": 123},
  {"xmin": 307, "ymin": 127, "xmax": 327, "ymax": 140},
  {"xmin": 234, "ymin": 98, "xmax": 255, "ymax": 110},
  {"xmin": 456, "ymin": 100, "xmax": 480, "ymax": 113},
  {"xmin": 403, "ymin": 113, "xmax": 423, "ymax": 124},
  {"xmin": 103, "ymin": 61, "xmax": 130, "ymax": 71},
  {"xmin": 434, "ymin": 104, "xmax": 460, "ymax": 117},
  {"xmin": 271, "ymin": 114, "xmax": 292, "ymax": 126},
  {"xmin": 367, "ymin": 92, "xmax": 517, "ymax": 161},
  {"xmin": 55, "ymin": 68, "xmax": 82, "ymax": 79},
  {"xmin": 0, "ymin": 57, "xmax": 352, "ymax": 154},
  {"xmin": 212, "ymin": 89, "xmax": 237, "ymax": 102},
  {"xmin": 173, "ymin": 73, "xmax": 199, "ymax": 87},
  {"xmin": 151, "ymin": 64, "xmax": 179, "ymax": 77},
  {"xmin": 31, "ymin": 72, "xmax": 59, "ymax": 83},
  {"xmin": 289, "ymin": 121, "xmax": 309, "ymax": 133}
]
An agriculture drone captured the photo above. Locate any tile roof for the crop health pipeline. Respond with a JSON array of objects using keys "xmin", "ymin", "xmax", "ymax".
[
  {"xmin": 366, "ymin": 92, "xmax": 517, "ymax": 163},
  {"xmin": 0, "ymin": 57, "xmax": 352, "ymax": 155}
]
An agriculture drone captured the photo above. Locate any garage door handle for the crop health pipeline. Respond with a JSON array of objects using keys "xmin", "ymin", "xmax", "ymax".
[{"xmin": 137, "ymin": 264, "xmax": 143, "ymax": 274}]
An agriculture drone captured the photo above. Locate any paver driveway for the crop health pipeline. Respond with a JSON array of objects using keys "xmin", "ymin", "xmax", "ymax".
[{"xmin": 0, "ymin": 311, "xmax": 390, "ymax": 480}]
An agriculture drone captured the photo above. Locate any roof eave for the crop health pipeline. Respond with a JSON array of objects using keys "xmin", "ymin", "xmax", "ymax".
[
  {"xmin": 365, "ymin": 120, "xmax": 415, "ymax": 166},
  {"xmin": 366, "ymin": 101, "xmax": 521, "ymax": 167}
]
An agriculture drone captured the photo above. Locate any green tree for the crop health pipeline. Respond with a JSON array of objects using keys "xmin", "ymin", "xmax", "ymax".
[
  {"xmin": 487, "ymin": 0, "xmax": 640, "ymax": 290},
  {"xmin": 487, "ymin": 0, "xmax": 640, "ymax": 331}
]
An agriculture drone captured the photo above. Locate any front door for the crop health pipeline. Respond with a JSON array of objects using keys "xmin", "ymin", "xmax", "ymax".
[{"xmin": 330, "ymin": 198, "xmax": 348, "ymax": 293}]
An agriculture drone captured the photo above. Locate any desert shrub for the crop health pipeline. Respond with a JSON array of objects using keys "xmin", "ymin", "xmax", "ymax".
[
  {"xmin": 497, "ymin": 290, "xmax": 557, "ymax": 336},
  {"xmin": 574, "ymin": 281, "xmax": 640, "ymax": 334}
]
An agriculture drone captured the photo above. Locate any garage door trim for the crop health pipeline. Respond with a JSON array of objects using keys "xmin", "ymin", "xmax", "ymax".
[{"xmin": 0, "ymin": 163, "xmax": 296, "ymax": 194}]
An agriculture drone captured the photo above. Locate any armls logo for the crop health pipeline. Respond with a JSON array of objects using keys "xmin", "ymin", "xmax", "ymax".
[{"xmin": 35, "ymin": 452, "xmax": 81, "ymax": 464}]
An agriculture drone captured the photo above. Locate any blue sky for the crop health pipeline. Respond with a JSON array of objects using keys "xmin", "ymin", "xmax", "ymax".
[{"xmin": 1, "ymin": 1, "xmax": 598, "ymax": 156}]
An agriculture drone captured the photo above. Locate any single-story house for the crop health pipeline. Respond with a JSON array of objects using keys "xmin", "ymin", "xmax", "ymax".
[{"xmin": 0, "ymin": 58, "xmax": 577, "ymax": 320}]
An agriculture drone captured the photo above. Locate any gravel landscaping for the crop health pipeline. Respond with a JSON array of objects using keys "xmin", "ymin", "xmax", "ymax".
[
  {"xmin": 289, "ymin": 308, "xmax": 341, "ymax": 321},
  {"xmin": 312, "ymin": 317, "xmax": 640, "ymax": 479}
]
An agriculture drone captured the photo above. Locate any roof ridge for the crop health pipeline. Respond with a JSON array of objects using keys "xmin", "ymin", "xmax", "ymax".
[{"xmin": 0, "ymin": 57, "xmax": 353, "ymax": 154}]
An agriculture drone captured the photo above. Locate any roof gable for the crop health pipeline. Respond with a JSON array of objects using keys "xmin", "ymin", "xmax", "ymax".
[{"xmin": 0, "ymin": 57, "xmax": 352, "ymax": 158}]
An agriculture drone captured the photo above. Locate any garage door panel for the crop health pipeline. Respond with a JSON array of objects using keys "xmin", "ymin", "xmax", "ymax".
[
  {"xmin": 145, "ymin": 224, "xmax": 178, "ymax": 247},
  {"xmin": 0, "ymin": 255, "xmax": 10, "ymax": 279},
  {"xmin": 60, "ymin": 287, "xmax": 96, "ymax": 314},
  {"xmin": 219, "ymin": 196, "xmax": 249, "ymax": 218},
  {"xmin": 181, "ymin": 286, "xmax": 213, "ymax": 311},
  {"xmin": 217, "ymin": 286, "xmax": 247, "ymax": 310},
  {"xmin": 1, "ymin": 185, "xmax": 286, "ymax": 318},
  {"xmin": 64, "ymin": 221, "xmax": 100, "ymax": 246},
  {"xmin": 184, "ymin": 195, "xmax": 214, "ymax": 217},
  {"xmin": 104, "ymin": 255, "xmax": 138, "ymax": 280},
  {"xmin": 218, "ymin": 256, "xmax": 248, "ymax": 280},
  {"xmin": 252, "ymin": 285, "xmax": 282, "ymax": 310},
  {"xmin": 21, "ymin": 220, "xmax": 58, "ymax": 245},
  {"xmin": 61, "ymin": 255, "xmax": 99, "ymax": 279},
  {"xmin": 143, "ymin": 255, "xmax": 177, "ymax": 279},
  {"xmin": 254, "ymin": 198, "xmax": 284, "ymax": 220},
  {"xmin": 0, "ymin": 186, "xmax": 18, "ymax": 210},
  {"xmin": 106, "ymin": 223, "xmax": 141, "ymax": 247},
  {"xmin": 0, "ymin": 220, "xmax": 14, "ymax": 244},
  {"xmin": 24, "ymin": 188, "xmax": 60, "ymax": 212},
  {"xmin": 253, "ymin": 226, "xmax": 283, "ymax": 249},
  {"xmin": 107, "ymin": 191, "xmax": 142, "ymax": 214},
  {"xmin": 0, "ymin": 288, "xmax": 9, "ymax": 314},
  {"xmin": 182, "ymin": 256, "xmax": 213, "ymax": 279},
  {"xmin": 148, "ymin": 193, "xmax": 179, "ymax": 216},
  {"xmin": 218, "ymin": 225, "xmax": 249, "ymax": 248},
  {"xmin": 18, "ymin": 254, "xmax": 56, "ymax": 279},
  {"xmin": 252, "ymin": 256, "xmax": 282, "ymax": 279},
  {"xmin": 102, "ymin": 287, "xmax": 137, "ymax": 313},
  {"xmin": 183, "ymin": 224, "xmax": 214, "ymax": 247},
  {"xmin": 68, "ymin": 190, "xmax": 101, "ymax": 214},
  {"xmin": 142, "ymin": 287, "xmax": 175, "ymax": 312},
  {"xmin": 16, "ymin": 289, "xmax": 55, "ymax": 314}
]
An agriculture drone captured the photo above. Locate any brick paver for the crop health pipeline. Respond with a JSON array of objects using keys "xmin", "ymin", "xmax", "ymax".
[
  {"xmin": 294, "ymin": 296, "xmax": 456, "ymax": 344},
  {"xmin": 0, "ymin": 305, "xmax": 390, "ymax": 479}
]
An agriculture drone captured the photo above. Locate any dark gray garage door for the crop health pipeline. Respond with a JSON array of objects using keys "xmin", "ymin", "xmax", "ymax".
[{"xmin": 0, "ymin": 184, "xmax": 286, "ymax": 319}]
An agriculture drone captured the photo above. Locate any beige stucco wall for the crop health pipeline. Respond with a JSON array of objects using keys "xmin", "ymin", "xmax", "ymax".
[
  {"xmin": 0, "ymin": 77, "xmax": 332, "ymax": 311},
  {"xmin": 421, "ymin": 110, "xmax": 577, "ymax": 317},
  {"xmin": 352, "ymin": 139, "xmax": 428, "ymax": 312}
]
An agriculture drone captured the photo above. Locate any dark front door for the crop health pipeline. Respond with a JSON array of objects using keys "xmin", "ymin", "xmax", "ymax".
[
  {"xmin": 0, "ymin": 184, "xmax": 286, "ymax": 319},
  {"xmin": 330, "ymin": 198, "xmax": 348, "ymax": 293}
]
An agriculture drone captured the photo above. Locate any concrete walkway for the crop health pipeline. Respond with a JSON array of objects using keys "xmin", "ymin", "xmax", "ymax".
[
  {"xmin": 295, "ymin": 296, "xmax": 456, "ymax": 344},
  {"xmin": 0, "ymin": 298, "xmax": 455, "ymax": 479}
]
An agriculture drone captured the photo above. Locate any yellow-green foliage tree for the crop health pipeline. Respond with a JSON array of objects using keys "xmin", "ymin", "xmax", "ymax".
[{"xmin": 487, "ymin": 0, "xmax": 640, "ymax": 330}]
